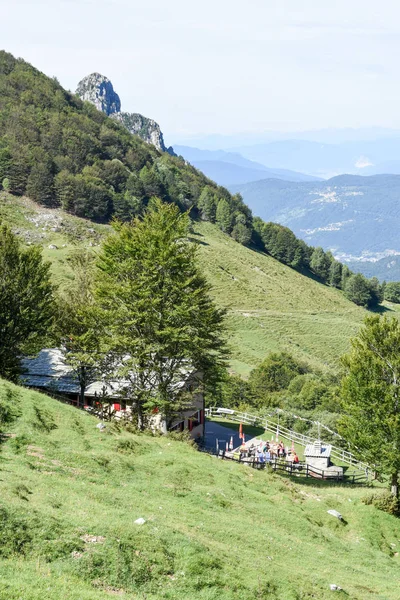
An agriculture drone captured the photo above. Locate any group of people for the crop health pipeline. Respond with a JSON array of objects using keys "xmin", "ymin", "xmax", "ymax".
[{"xmin": 238, "ymin": 439, "xmax": 300, "ymax": 466}]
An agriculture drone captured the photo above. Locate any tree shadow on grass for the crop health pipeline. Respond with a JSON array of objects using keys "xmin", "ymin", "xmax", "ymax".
[
  {"xmin": 368, "ymin": 304, "xmax": 393, "ymax": 314},
  {"xmin": 188, "ymin": 236, "xmax": 209, "ymax": 246}
]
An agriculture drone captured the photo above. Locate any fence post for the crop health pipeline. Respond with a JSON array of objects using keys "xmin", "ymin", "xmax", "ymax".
[{"xmin": 306, "ymin": 464, "xmax": 308, "ymax": 478}]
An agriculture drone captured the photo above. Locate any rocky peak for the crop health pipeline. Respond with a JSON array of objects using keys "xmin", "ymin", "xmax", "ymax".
[
  {"xmin": 76, "ymin": 73, "xmax": 174, "ymax": 155},
  {"xmin": 112, "ymin": 112, "xmax": 173, "ymax": 154},
  {"xmin": 76, "ymin": 73, "xmax": 121, "ymax": 116}
]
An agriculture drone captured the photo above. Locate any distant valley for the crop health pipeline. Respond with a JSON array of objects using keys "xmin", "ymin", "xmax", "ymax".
[{"xmin": 230, "ymin": 174, "xmax": 400, "ymax": 280}]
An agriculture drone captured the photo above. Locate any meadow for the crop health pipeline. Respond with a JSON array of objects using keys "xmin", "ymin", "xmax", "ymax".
[{"xmin": 0, "ymin": 379, "xmax": 399, "ymax": 600}]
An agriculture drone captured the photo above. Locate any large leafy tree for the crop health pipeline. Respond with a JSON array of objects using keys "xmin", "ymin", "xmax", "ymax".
[
  {"xmin": 0, "ymin": 224, "xmax": 54, "ymax": 381},
  {"xmin": 96, "ymin": 198, "xmax": 227, "ymax": 428},
  {"xmin": 310, "ymin": 247, "xmax": 332, "ymax": 281},
  {"xmin": 339, "ymin": 315, "xmax": 400, "ymax": 496}
]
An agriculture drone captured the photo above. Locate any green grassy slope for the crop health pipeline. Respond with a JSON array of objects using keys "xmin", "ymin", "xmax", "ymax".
[
  {"xmin": 193, "ymin": 221, "xmax": 366, "ymax": 374},
  {"xmin": 1, "ymin": 379, "xmax": 399, "ymax": 600},
  {"xmin": 0, "ymin": 192, "xmax": 371, "ymax": 375}
]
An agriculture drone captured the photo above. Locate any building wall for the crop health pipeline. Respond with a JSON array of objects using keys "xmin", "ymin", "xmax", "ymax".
[{"xmin": 305, "ymin": 456, "xmax": 330, "ymax": 469}]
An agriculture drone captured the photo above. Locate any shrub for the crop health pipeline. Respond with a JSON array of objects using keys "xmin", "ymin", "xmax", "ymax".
[
  {"xmin": 362, "ymin": 490, "xmax": 399, "ymax": 515},
  {"xmin": 384, "ymin": 281, "xmax": 400, "ymax": 303}
]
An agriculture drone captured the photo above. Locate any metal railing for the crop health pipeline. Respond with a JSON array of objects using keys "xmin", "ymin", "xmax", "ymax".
[{"xmin": 205, "ymin": 407, "xmax": 370, "ymax": 473}]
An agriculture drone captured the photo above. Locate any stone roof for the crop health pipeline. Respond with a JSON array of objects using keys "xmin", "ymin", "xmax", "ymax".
[
  {"xmin": 20, "ymin": 348, "xmax": 195, "ymax": 398},
  {"xmin": 304, "ymin": 441, "xmax": 332, "ymax": 458}
]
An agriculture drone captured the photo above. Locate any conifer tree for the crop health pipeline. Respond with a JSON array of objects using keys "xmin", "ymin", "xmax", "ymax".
[
  {"xmin": 26, "ymin": 161, "xmax": 55, "ymax": 206},
  {"xmin": 0, "ymin": 224, "xmax": 54, "ymax": 381},
  {"xmin": 96, "ymin": 198, "xmax": 227, "ymax": 428},
  {"xmin": 340, "ymin": 315, "xmax": 400, "ymax": 497},
  {"xmin": 216, "ymin": 198, "xmax": 233, "ymax": 233},
  {"xmin": 197, "ymin": 186, "xmax": 217, "ymax": 222}
]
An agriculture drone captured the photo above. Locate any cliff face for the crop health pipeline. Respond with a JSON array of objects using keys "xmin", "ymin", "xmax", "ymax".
[
  {"xmin": 76, "ymin": 73, "xmax": 121, "ymax": 116},
  {"xmin": 76, "ymin": 73, "xmax": 174, "ymax": 154},
  {"xmin": 112, "ymin": 112, "xmax": 173, "ymax": 154}
]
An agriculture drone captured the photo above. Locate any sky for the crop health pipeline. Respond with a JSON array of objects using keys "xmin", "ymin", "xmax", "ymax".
[{"xmin": 3, "ymin": 0, "xmax": 400, "ymax": 142}]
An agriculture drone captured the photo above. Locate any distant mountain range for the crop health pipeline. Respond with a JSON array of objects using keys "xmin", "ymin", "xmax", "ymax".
[
  {"xmin": 174, "ymin": 145, "xmax": 321, "ymax": 185},
  {"xmin": 170, "ymin": 127, "xmax": 400, "ymax": 150},
  {"xmin": 346, "ymin": 255, "xmax": 400, "ymax": 283},
  {"xmin": 230, "ymin": 174, "xmax": 400, "ymax": 280},
  {"xmin": 230, "ymin": 138, "xmax": 400, "ymax": 179}
]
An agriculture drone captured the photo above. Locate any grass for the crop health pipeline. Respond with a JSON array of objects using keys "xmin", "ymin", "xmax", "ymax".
[
  {"xmin": 0, "ymin": 193, "xmax": 380, "ymax": 375},
  {"xmin": 1, "ymin": 380, "xmax": 400, "ymax": 599},
  {"xmin": 193, "ymin": 221, "xmax": 369, "ymax": 375}
]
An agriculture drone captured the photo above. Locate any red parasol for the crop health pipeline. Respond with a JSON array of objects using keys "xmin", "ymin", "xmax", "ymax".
[{"xmin": 239, "ymin": 422, "xmax": 243, "ymax": 439}]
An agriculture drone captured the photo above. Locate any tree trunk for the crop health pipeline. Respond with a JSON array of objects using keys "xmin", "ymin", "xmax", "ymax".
[
  {"xmin": 137, "ymin": 402, "xmax": 144, "ymax": 431},
  {"xmin": 79, "ymin": 382, "xmax": 85, "ymax": 409},
  {"xmin": 391, "ymin": 472, "xmax": 398, "ymax": 498}
]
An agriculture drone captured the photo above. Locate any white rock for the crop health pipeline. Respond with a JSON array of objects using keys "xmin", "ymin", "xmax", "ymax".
[
  {"xmin": 96, "ymin": 423, "xmax": 106, "ymax": 431},
  {"xmin": 330, "ymin": 584, "xmax": 342, "ymax": 591},
  {"xmin": 327, "ymin": 509, "xmax": 342, "ymax": 520},
  {"xmin": 48, "ymin": 244, "xmax": 58, "ymax": 249},
  {"xmin": 134, "ymin": 518, "xmax": 146, "ymax": 525}
]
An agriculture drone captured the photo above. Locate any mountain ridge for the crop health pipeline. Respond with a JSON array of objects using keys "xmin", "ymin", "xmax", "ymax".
[{"xmin": 175, "ymin": 144, "xmax": 321, "ymax": 185}]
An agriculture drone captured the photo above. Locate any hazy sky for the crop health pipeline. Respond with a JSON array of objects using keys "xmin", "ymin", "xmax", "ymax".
[{"xmin": 3, "ymin": 0, "xmax": 400, "ymax": 139}]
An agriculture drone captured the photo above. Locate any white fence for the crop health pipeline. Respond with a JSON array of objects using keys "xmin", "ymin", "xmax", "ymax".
[{"xmin": 206, "ymin": 407, "xmax": 370, "ymax": 473}]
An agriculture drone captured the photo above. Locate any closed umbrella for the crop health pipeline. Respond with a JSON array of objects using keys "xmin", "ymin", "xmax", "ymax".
[
  {"xmin": 229, "ymin": 436, "xmax": 234, "ymax": 450},
  {"xmin": 239, "ymin": 422, "xmax": 243, "ymax": 440},
  {"xmin": 226, "ymin": 441, "xmax": 229, "ymax": 452}
]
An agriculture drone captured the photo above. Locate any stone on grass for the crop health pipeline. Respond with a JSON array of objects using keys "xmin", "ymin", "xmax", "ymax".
[
  {"xmin": 134, "ymin": 518, "xmax": 146, "ymax": 525},
  {"xmin": 330, "ymin": 584, "xmax": 342, "ymax": 591},
  {"xmin": 327, "ymin": 509, "xmax": 342, "ymax": 520}
]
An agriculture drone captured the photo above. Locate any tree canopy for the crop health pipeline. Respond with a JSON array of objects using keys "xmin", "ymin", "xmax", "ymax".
[
  {"xmin": 0, "ymin": 224, "xmax": 54, "ymax": 380},
  {"xmin": 339, "ymin": 315, "xmax": 400, "ymax": 497},
  {"xmin": 96, "ymin": 198, "xmax": 228, "ymax": 427}
]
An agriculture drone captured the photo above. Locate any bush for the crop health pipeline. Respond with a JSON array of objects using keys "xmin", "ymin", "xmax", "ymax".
[
  {"xmin": 384, "ymin": 281, "xmax": 400, "ymax": 303},
  {"xmin": 362, "ymin": 490, "xmax": 399, "ymax": 515}
]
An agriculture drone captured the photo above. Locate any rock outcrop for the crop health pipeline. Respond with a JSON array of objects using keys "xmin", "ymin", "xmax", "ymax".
[
  {"xmin": 76, "ymin": 73, "xmax": 174, "ymax": 154},
  {"xmin": 76, "ymin": 73, "xmax": 120, "ymax": 116},
  {"xmin": 112, "ymin": 112, "xmax": 173, "ymax": 154}
]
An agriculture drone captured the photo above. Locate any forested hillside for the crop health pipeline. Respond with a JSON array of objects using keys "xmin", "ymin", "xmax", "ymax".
[
  {"xmin": 0, "ymin": 50, "xmax": 386, "ymax": 311},
  {"xmin": 0, "ymin": 51, "xmax": 252, "ymax": 239}
]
